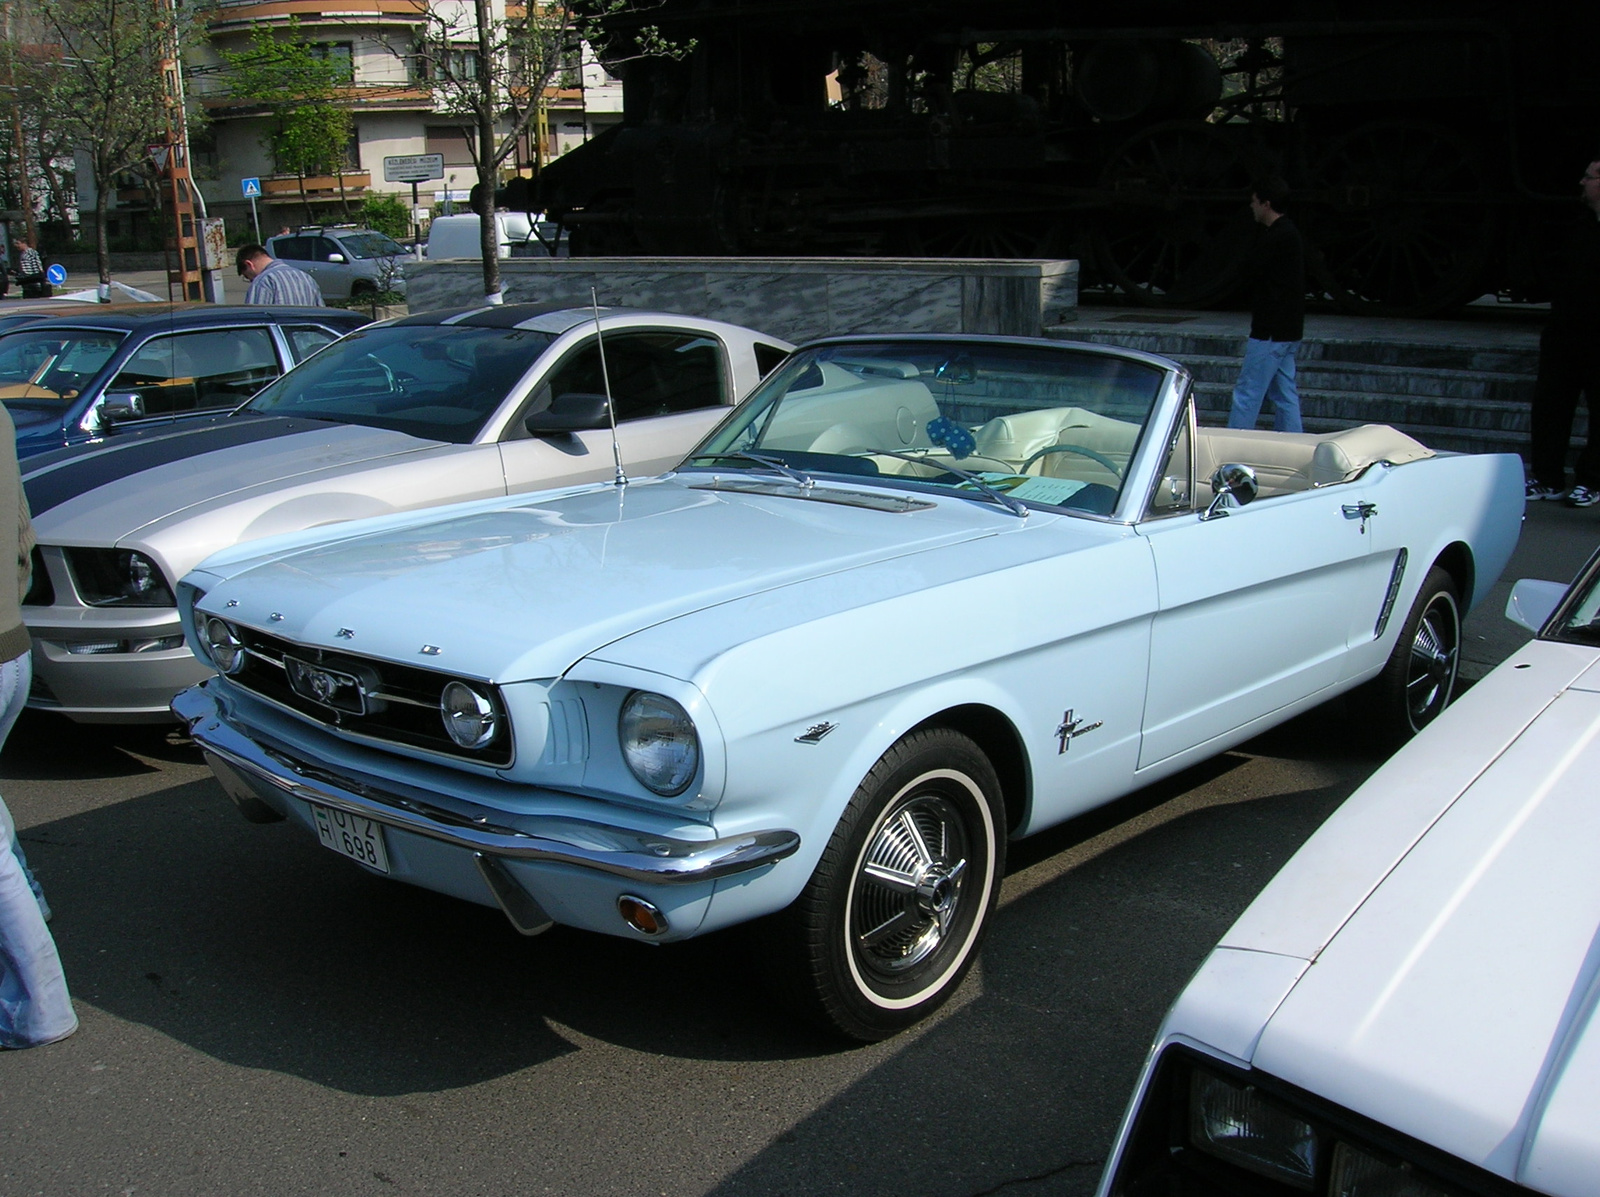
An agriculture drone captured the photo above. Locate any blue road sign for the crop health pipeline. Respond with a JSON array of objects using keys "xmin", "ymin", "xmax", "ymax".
[
  {"xmin": 45, "ymin": 264, "xmax": 66, "ymax": 285},
  {"xmin": 241, "ymin": 177, "xmax": 262, "ymax": 198}
]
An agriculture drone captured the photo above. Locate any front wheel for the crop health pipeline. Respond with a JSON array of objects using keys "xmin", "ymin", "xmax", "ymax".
[
  {"xmin": 1363, "ymin": 564, "xmax": 1460, "ymax": 750},
  {"xmin": 769, "ymin": 728, "xmax": 1005, "ymax": 1042}
]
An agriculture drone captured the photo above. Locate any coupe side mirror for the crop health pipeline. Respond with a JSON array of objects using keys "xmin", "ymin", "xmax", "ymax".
[
  {"xmin": 99, "ymin": 391, "xmax": 145, "ymax": 425},
  {"xmin": 524, "ymin": 392, "xmax": 610, "ymax": 435},
  {"xmin": 326, "ymin": 252, "xmax": 346, "ymax": 264},
  {"xmin": 1506, "ymin": 579, "xmax": 1567, "ymax": 633},
  {"xmin": 1200, "ymin": 462, "xmax": 1259, "ymax": 521}
]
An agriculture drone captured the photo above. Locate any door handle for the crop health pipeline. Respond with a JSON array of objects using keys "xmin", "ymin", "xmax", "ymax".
[{"xmin": 1342, "ymin": 502, "xmax": 1377, "ymax": 533}]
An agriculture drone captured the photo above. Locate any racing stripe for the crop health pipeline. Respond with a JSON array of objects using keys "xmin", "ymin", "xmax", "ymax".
[{"xmin": 23, "ymin": 415, "xmax": 321, "ymax": 516}]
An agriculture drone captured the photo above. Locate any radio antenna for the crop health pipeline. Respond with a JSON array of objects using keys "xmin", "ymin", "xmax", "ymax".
[{"xmin": 592, "ymin": 287, "xmax": 626, "ymax": 488}]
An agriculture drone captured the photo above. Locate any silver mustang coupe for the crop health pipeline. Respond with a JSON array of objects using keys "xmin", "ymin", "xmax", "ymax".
[{"xmin": 22, "ymin": 304, "xmax": 792, "ymax": 722}]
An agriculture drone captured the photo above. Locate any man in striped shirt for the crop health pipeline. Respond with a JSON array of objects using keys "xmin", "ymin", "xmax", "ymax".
[{"xmin": 236, "ymin": 244, "xmax": 325, "ymax": 306}]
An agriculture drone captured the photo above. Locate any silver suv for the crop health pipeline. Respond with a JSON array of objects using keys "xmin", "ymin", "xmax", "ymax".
[{"xmin": 264, "ymin": 227, "xmax": 409, "ymax": 300}]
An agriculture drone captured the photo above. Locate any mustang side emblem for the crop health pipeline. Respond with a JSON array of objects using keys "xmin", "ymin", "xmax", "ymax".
[
  {"xmin": 1056, "ymin": 709, "xmax": 1103, "ymax": 754},
  {"xmin": 795, "ymin": 722, "xmax": 837, "ymax": 744}
]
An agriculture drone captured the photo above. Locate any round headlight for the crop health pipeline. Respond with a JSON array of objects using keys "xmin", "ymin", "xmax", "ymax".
[
  {"xmin": 202, "ymin": 617, "xmax": 245, "ymax": 675},
  {"xmin": 619, "ymin": 691, "xmax": 699, "ymax": 796},
  {"xmin": 440, "ymin": 681, "xmax": 498, "ymax": 749}
]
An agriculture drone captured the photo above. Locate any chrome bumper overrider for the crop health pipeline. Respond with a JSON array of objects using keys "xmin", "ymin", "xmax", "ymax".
[{"xmin": 172, "ymin": 682, "xmax": 801, "ymax": 885}]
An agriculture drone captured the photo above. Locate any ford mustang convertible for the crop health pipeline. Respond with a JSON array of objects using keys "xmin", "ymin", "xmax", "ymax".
[{"xmin": 170, "ymin": 334, "xmax": 1523, "ymax": 1040}]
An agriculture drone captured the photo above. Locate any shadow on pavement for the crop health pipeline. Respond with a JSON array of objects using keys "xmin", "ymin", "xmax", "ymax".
[{"xmin": 4, "ymin": 709, "xmax": 204, "ymax": 780}]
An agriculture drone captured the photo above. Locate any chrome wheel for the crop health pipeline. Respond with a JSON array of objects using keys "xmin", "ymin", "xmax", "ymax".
[
  {"xmin": 850, "ymin": 793, "xmax": 971, "ymax": 981},
  {"xmin": 1406, "ymin": 589, "xmax": 1459, "ymax": 731}
]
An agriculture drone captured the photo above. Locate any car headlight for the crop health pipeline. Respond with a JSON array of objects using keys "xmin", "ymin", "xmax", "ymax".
[
  {"xmin": 619, "ymin": 690, "xmax": 699, "ymax": 796},
  {"xmin": 440, "ymin": 680, "xmax": 499, "ymax": 749},
  {"xmin": 1189, "ymin": 1070, "xmax": 1316, "ymax": 1188},
  {"xmin": 200, "ymin": 617, "xmax": 246, "ymax": 675},
  {"xmin": 1329, "ymin": 1143, "xmax": 1452, "ymax": 1197},
  {"xmin": 64, "ymin": 548, "xmax": 175, "ymax": 607}
]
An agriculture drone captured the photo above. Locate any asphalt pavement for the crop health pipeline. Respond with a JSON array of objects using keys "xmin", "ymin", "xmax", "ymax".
[{"xmin": 0, "ymin": 502, "xmax": 1594, "ymax": 1197}]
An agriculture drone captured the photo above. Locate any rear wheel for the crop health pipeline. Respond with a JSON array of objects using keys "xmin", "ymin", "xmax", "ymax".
[
  {"xmin": 769, "ymin": 728, "xmax": 1005, "ymax": 1042},
  {"xmin": 1364, "ymin": 565, "xmax": 1460, "ymax": 749}
]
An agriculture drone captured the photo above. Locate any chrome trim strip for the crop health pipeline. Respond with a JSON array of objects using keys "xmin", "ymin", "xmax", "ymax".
[{"xmin": 174, "ymin": 682, "xmax": 800, "ymax": 885}]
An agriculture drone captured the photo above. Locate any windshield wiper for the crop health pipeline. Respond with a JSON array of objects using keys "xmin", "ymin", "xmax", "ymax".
[
  {"xmin": 868, "ymin": 449, "xmax": 1029, "ymax": 519},
  {"xmin": 688, "ymin": 451, "xmax": 815, "ymax": 490}
]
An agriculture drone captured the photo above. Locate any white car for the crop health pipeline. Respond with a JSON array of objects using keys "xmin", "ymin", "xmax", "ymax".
[
  {"xmin": 22, "ymin": 305, "xmax": 792, "ymax": 721},
  {"xmin": 1097, "ymin": 548, "xmax": 1600, "ymax": 1197},
  {"xmin": 172, "ymin": 333, "xmax": 1523, "ymax": 1041}
]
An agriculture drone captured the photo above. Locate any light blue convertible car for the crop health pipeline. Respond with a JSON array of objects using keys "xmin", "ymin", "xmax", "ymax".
[{"xmin": 171, "ymin": 335, "xmax": 1524, "ymax": 1040}]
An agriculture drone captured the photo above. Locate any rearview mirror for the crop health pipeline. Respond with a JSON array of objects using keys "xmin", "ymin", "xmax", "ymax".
[
  {"xmin": 1200, "ymin": 462, "xmax": 1259, "ymax": 521},
  {"xmin": 524, "ymin": 392, "xmax": 610, "ymax": 435},
  {"xmin": 1506, "ymin": 579, "xmax": 1566, "ymax": 633},
  {"xmin": 99, "ymin": 391, "xmax": 145, "ymax": 425}
]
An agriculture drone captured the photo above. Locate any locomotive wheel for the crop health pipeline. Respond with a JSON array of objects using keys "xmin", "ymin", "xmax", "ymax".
[
  {"xmin": 1089, "ymin": 120, "xmax": 1259, "ymax": 308},
  {"xmin": 1304, "ymin": 120, "xmax": 1496, "ymax": 316},
  {"xmin": 896, "ymin": 216, "xmax": 1069, "ymax": 259}
]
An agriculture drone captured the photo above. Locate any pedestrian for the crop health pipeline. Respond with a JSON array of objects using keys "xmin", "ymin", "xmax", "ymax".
[
  {"xmin": 1227, "ymin": 177, "xmax": 1305, "ymax": 433},
  {"xmin": 0, "ymin": 400, "xmax": 77, "ymax": 1050},
  {"xmin": 13, "ymin": 237, "xmax": 47, "ymax": 299},
  {"xmin": 235, "ymin": 243, "xmax": 324, "ymax": 306},
  {"xmin": 1525, "ymin": 159, "xmax": 1600, "ymax": 507}
]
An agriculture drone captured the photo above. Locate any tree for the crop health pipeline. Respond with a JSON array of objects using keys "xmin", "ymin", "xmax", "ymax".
[
  {"xmin": 220, "ymin": 21, "xmax": 355, "ymax": 223},
  {"xmin": 12, "ymin": 0, "xmax": 177, "ymax": 287},
  {"xmin": 401, "ymin": 2, "xmax": 692, "ymax": 301}
]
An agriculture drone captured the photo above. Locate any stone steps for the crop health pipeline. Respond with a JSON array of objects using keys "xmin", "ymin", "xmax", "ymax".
[{"xmin": 1054, "ymin": 321, "xmax": 1568, "ymax": 459}]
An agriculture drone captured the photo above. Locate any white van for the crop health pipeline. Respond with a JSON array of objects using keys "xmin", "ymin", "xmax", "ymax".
[{"xmin": 425, "ymin": 213, "xmax": 567, "ymax": 260}]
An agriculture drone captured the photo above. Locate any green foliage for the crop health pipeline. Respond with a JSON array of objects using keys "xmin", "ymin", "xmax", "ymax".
[
  {"xmin": 360, "ymin": 195, "xmax": 410, "ymax": 241},
  {"xmin": 221, "ymin": 21, "xmax": 353, "ymax": 182}
]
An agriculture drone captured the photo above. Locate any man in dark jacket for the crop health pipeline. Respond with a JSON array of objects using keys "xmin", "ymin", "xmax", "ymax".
[
  {"xmin": 1526, "ymin": 159, "xmax": 1600, "ymax": 507},
  {"xmin": 1228, "ymin": 177, "xmax": 1305, "ymax": 432}
]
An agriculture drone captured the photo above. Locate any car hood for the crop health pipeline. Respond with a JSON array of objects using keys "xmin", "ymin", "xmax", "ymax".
[
  {"xmin": 24, "ymin": 416, "xmax": 442, "ymax": 544},
  {"xmin": 1247, "ymin": 652, "xmax": 1600, "ymax": 1191},
  {"xmin": 192, "ymin": 476, "xmax": 1041, "ymax": 682}
]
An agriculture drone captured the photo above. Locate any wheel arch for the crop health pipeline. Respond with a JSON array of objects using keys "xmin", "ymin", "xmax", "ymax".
[
  {"xmin": 1432, "ymin": 540, "xmax": 1475, "ymax": 610},
  {"xmin": 910, "ymin": 703, "xmax": 1031, "ymax": 836}
]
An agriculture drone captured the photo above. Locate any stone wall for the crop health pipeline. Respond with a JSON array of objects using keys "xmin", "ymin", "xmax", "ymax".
[{"xmin": 407, "ymin": 257, "xmax": 1078, "ymax": 342}]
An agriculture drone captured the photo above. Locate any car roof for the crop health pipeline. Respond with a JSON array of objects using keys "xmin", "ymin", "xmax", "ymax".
[
  {"xmin": 382, "ymin": 304, "xmax": 744, "ymax": 337},
  {"xmin": 0, "ymin": 304, "xmax": 367, "ymax": 334}
]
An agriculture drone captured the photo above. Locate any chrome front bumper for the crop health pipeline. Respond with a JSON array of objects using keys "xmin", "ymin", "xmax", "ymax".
[{"xmin": 172, "ymin": 681, "xmax": 801, "ymax": 886}]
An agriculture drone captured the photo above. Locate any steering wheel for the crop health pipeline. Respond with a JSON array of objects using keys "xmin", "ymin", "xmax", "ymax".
[{"xmin": 1020, "ymin": 443, "xmax": 1123, "ymax": 480}]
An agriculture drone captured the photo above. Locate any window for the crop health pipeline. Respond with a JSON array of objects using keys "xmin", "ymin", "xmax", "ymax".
[
  {"xmin": 425, "ymin": 125, "xmax": 476, "ymax": 167},
  {"xmin": 754, "ymin": 342, "xmax": 790, "ymax": 377},
  {"xmin": 307, "ymin": 42, "xmax": 354, "ymax": 83},
  {"xmin": 107, "ymin": 328, "xmax": 281, "ymax": 417},
  {"xmin": 283, "ymin": 325, "xmax": 342, "ymax": 364},
  {"xmin": 529, "ymin": 331, "xmax": 727, "ymax": 427},
  {"xmin": 0, "ymin": 329, "xmax": 125, "ymax": 403},
  {"xmin": 272, "ymin": 237, "xmax": 315, "ymax": 261}
]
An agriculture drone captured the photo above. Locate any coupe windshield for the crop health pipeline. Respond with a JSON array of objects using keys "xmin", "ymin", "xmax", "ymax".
[
  {"xmin": 1549, "ymin": 559, "xmax": 1600, "ymax": 648},
  {"xmin": 340, "ymin": 232, "xmax": 408, "ymax": 260},
  {"xmin": 246, "ymin": 324, "xmax": 556, "ymax": 443},
  {"xmin": 686, "ymin": 340, "xmax": 1168, "ymax": 514},
  {"xmin": 0, "ymin": 328, "xmax": 126, "ymax": 406}
]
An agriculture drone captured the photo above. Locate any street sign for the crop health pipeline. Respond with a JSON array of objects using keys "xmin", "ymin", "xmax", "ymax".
[
  {"xmin": 384, "ymin": 154, "xmax": 445, "ymax": 184},
  {"xmin": 45, "ymin": 264, "xmax": 66, "ymax": 285},
  {"xmin": 241, "ymin": 177, "xmax": 262, "ymax": 198}
]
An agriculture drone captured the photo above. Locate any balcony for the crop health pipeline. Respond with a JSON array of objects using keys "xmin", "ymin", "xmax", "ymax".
[
  {"xmin": 260, "ymin": 172, "xmax": 373, "ymax": 202},
  {"xmin": 203, "ymin": 0, "xmax": 425, "ymax": 32},
  {"xmin": 204, "ymin": 83, "xmax": 435, "ymax": 117}
]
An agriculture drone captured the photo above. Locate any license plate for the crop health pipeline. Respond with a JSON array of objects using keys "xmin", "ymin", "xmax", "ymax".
[{"xmin": 311, "ymin": 803, "xmax": 391, "ymax": 874}]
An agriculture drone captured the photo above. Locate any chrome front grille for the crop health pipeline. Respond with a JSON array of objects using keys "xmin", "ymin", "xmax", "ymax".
[{"xmin": 226, "ymin": 625, "xmax": 513, "ymax": 767}]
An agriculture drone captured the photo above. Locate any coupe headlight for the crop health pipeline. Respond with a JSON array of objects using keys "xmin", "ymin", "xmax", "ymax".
[
  {"xmin": 440, "ymin": 681, "xmax": 499, "ymax": 749},
  {"xmin": 1330, "ymin": 1143, "xmax": 1451, "ymax": 1197},
  {"xmin": 1189, "ymin": 1070, "xmax": 1316, "ymax": 1189},
  {"xmin": 65, "ymin": 548, "xmax": 175, "ymax": 607},
  {"xmin": 619, "ymin": 691, "xmax": 699, "ymax": 796},
  {"xmin": 201, "ymin": 617, "xmax": 245, "ymax": 675}
]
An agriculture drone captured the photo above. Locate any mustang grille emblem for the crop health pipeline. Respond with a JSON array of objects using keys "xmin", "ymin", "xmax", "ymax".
[
  {"xmin": 1056, "ymin": 709, "xmax": 1103, "ymax": 754},
  {"xmin": 285, "ymin": 657, "xmax": 366, "ymax": 715}
]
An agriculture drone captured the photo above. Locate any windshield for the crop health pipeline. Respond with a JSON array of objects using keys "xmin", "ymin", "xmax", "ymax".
[
  {"xmin": 684, "ymin": 340, "xmax": 1168, "ymax": 515},
  {"xmin": 0, "ymin": 327, "xmax": 126, "ymax": 406},
  {"xmin": 1548, "ymin": 556, "xmax": 1600, "ymax": 648},
  {"xmin": 246, "ymin": 324, "xmax": 556, "ymax": 443},
  {"xmin": 340, "ymin": 232, "xmax": 408, "ymax": 260}
]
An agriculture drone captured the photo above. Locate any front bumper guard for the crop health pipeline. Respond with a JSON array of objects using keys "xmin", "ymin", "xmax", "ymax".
[{"xmin": 172, "ymin": 683, "xmax": 802, "ymax": 891}]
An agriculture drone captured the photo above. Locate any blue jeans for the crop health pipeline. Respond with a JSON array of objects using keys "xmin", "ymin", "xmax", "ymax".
[
  {"xmin": 0, "ymin": 652, "xmax": 77, "ymax": 1048},
  {"xmin": 1228, "ymin": 338, "xmax": 1303, "ymax": 433}
]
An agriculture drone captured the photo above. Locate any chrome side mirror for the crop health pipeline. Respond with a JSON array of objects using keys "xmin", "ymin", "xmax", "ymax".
[
  {"xmin": 1200, "ymin": 462, "xmax": 1258, "ymax": 521},
  {"xmin": 99, "ymin": 391, "xmax": 145, "ymax": 425},
  {"xmin": 1506, "ymin": 578, "xmax": 1566, "ymax": 633}
]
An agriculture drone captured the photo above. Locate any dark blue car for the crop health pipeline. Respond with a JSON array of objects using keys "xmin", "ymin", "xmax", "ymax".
[{"xmin": 0, "ymin": 304, "xmax": 368, "ymax": 457}]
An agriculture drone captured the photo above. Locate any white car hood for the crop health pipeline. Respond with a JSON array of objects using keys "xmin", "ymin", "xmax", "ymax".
[
  {"xmin": 194, "ymin": 476, "xmax": 1043, "ymax": 682},
  {"xmin": 26, "ymin": 418, "xmax": 440, "ymax": 545},
  {"xmin": 1248, "ymin": 653, "xmax": 1600, "ymax": 1190}
]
